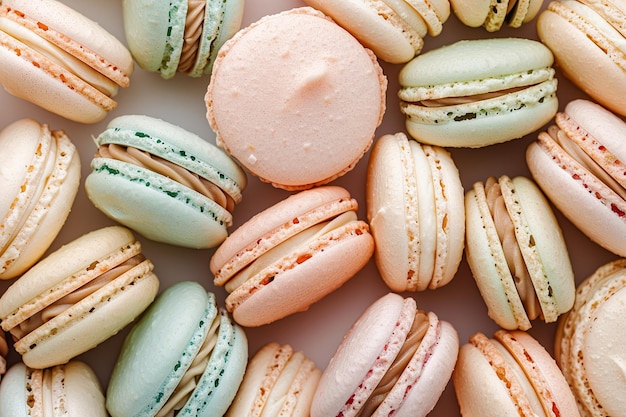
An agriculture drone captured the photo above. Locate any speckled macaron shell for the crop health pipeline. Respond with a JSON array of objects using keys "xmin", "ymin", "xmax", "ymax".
[
  {"xmin": 526, "ymin": 100, "xmax": 626, "ymax": 257},
  {"xmin": 398, "ymin": 38, "xmax": 558, "ymax": 148},
  {"xmin": 0, "ymin": 119, "xmax": 80, "ymax": 280},
  {"xmin": 538, "ymin": 0, "xmax": 626, "ymax": 116},
  {"xmin": 366, "ymin": 132, "xmax": 465, "ymax": 292},
  {"xmin": 555, "ymin": 259, "xmax": 626, "ymax": 416},
  {"xmin": 451, "ymin": 0, "xmax": 542, "ymax": 30},
  {"xmin": 0, "ymin": 361, "xmax": 108, "ymax": 417},
  {"xmin": 226, "ymin": 343, "xmax": 321, "ymax": 416}
]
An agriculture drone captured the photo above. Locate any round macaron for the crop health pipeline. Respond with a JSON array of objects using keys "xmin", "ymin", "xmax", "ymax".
[
  {"xmin": 226, "ymin": 343, "xmax": 321, "ymax": 417},
  {"xmin": 302, "ymin": 0, "xmax": 450, "ymax": 63},
  {"xmin": 555, "ymin": 258, "xmax": 626, "ymax": 417},
  {"xmin": 210, "ymin": 185, "xmax": 374, "ymax": 327},
  {"xmin": 85, "ymin": 114, "xmax": 247, "ymax": 249},
  {"xmin": 366, "ymin": 132, "xmax": 465, "ymax": 292},
  {"xmin": 537, "ymin": 0, "xmax": 626, "ymax": 116},
  {"xmin": 0, "ymin": 361, "xmax": 108, "ymax": 417},
  {"xmin": 450, "ymin": 0, "xmax": 543, "ymax": 31},
  {"xmin": 398, "ymin": 37, "xmax": 558, "ymax": 148},
  {"xmin": 453, "ymin": 329, "xmax": 579, "ymax": 417},
  {"xmin": 312, "ymin": 293, "xmax": 459, "ymax": 417},
  {"xmin": 464, "ymin": 175, "xmax": 575, "ymax": 330},
  {"xmin": 123, "ymin": 0, "xmax": 244, "ymax": 79},
  {"xmin": 526, "ymin": 99, "xmax": 626, "ymax": 257},
  {"xmin": 0, "ymin": 225, "xmax": 160, "ymax": 369},
  {"xmin": 106, "ymin": 281, "xmax": 248, "ymax": 417},
  {"xmin": 206, "ymin": 7, "xmax": 387, "ymax": 191},
  {"xmin": 0, "ymin": 0, "xmax": 133, "ymax": 123},
  {"xmin": 0, "ymin": 118, "xmax": 80, "ymax": 280}
]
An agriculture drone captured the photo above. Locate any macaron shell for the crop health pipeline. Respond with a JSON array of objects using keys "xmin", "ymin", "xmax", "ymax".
[
  {"xmin": 0, "ymin": 362, "xmax": 30, "ymax": 417},
  {"xmin": 62, "ymin": 361, "xmax": 108, "ymax": 417},
  {"xmin": 450, "ymin": 0, "xmax": 491, "ymax": 26}
]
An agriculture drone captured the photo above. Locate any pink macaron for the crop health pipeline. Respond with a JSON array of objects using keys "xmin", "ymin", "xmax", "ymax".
[{"xmin": 311, "ymin": 292, "xmax": 459, "ymax": 417}]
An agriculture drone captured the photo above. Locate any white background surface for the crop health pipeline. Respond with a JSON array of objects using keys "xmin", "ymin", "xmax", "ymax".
[{"xmin": 0, "ymin": 1, "xmax": 618, "ymax": 415}]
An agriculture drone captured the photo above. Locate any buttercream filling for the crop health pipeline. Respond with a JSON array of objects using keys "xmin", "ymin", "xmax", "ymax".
[
  {"xmin": 418, "ymin": 86, "xmax": 527, "ymax": 107},
  {"xmin": 548, "ymin": 125, "xmax": 626, "ymax": 200},
  {"xmin": 357, "ymin": 310, "xmax": 429, "ymax": 417},
  {"xmin": 484, "ymin": 177, "xmax": 541, "ymax": 320},
  {"xmin": 178, "ymin": 0, "xmax": 205, "ymax": 73},
  {"xmin": 9, "ymin": 254, "xmax": 145, "ymax": 340},
  {"xmin": 225, "ymin": 211, "xmax": 358, "ymax": 292},
  {"xmin": 156, "ymin": 311, "xmax": 220, "ymax": 417},
  {"xmin": 0, "ymin": 14, "xmax": 118, "ymax": 96},
  {"xmin": 96, "ymin": 143, "xmax": 235, "ymax": 212}
]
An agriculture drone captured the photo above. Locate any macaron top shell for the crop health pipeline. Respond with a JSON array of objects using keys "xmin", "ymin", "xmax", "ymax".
[{"xmin": 206, "ymin": 7, "xmax": 386, "ymax": 190}]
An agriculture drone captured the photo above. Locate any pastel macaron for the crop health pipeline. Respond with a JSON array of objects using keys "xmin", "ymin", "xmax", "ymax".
[
  {"xmin": 450, "ymin": 0, "xmax": 543, "ymax": 31},
  {"xmin": 312, "ymin": 293, "xmax": 459, "ymax": 417},
  {"xmin": 398, "ymin": 37, "xmax": 558, "ymax": 147},
  {"xmin": 107, "ymin": 281, "xmax": 248, "ymax": 417},
  {"xmin": 85, "ymin": 114, "xmax": 247, "ymax": 249},
  {"xmin": 0, "ymin": 118, "xmax": 80, "ymax": 280},
  {"xmin": 538, "ymin": 0, "xmax": 626, "ymax": 116},
  {"xmin": 366, "ymin": 132, "xmax": 465, "ymax": 292},
  {"xmin": 0, "ymin": 361, "xmax": 108, "ymax": 417},
  {"xmin": 206, "ymin": 7, "xmax": 387, "ymax": 191},
  {"xmin": 453, "ymin": 330, "xmax": 580, "ymax": 417},
  {"xmin": 555, "ymin": 259, "xmax": 626, "ymax": 417},
  {"xmin": 226, "ymin": 343, "xmax": 321, "ymax": 416},
  {"xmin": 0, "ymin": 225, "xmax": 159, "ymax": 369},
  {"xmin": 303, "ymin": 0, "xmax": 450, "ymax": 63},
  {"xmin": 526, "ymin": 99, "xmax": 626, "ymax": 257},
  {"xmin": 0, "ymin": 0, "xmax": 133, "ymax": 123},
  {"xmin": 123, "ymin": 0, "xmax": 244, "ymax": 79},
  {"xmin": 210, "ymin": 185, "xmax": 374, "ymax": 327},
  {"xmin": 465, "ymin": 175, "xmax": 575, "ymax": 330}
]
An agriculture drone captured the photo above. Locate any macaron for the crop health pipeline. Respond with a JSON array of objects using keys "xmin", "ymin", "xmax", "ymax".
[
  {"xmin": 464, "ymin": 175, "xmax": 575, "ymax": 330},
  {"xmin": 398, "ymin": 37, "xmax": 558, "ymax": 148},
  {"xmin": 206, "ymin": 7, "xmax": 387, "ymax": 191},
  {"xmin": 0, "ymin": 331, "xmax": 7, "ymax": 378},
  {"xmin": 0, "ymin": 118, "xmax": 80, "ymax": 280},
  {"xmin": 450, "ymin": 0, "xmax": 543, "ymax": 31},
  {"xmin": 453, "ymin": 330, "xmax": 580, "ymax": 417},
  {"xmin": 366, "ymin": 132, "xmax": 465, "ymax": 292},
  {"xmin": 555, "ymin": 258, "xmax": 626, "ymax": 417},
  {"xmin": 302, "ymin": 0, "xmax": 450, "ymax": 63},
  {"xmin": 312, "ymin": 293, "xmax": 459, "ymax": 417},
  {"xmin": 0, "ymin": 361, "xmax": 108, "ymax": 417},
  {"xmin": 526, "ymin": 99, "xmax": 626, "ymax": 257},
  {"xmin": 226, "ymin": 343, "xmax": 321, "ymax": 417},
  {"xmin": 0, "ymin": 0, "xmax": 133, "ymax": 123},
  {"xmin": 0, "ymin": 225, "xmax": 159, "ymax": 369},
  {"xmin": 537, "ymin": 0, "xmax": 626, "ymax": 116},
  {"xmin": 107, "ymin": 281, "xmax": 248, "ymax": 417},
  {"xmin": 210, "ymin": 185, "xmax": 374, "ymax": 327},
  {"xmin": 85, "ymin": 114, "xmax": 247, "ymax": 249},
  {"xmin": 123, "ymin": 0, "xmax": 244, "ymax": 79}
]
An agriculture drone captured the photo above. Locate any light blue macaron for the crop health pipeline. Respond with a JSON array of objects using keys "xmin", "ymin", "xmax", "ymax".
[
  {"xmin": 123, "ymin": 0, "xmax": 245, "ymax": 78},
  {"xmin": 85, "ymin": 114, "xmax": 247, "ymax": 249},
  {"xmin": 106, "ymin": 281, "xmax": 248, "ymax": 417}
]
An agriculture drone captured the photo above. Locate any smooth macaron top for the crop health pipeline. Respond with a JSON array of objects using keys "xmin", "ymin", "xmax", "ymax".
[
  {"xmin": 451, "ymin": 0, "xmax": 543, "ymax": 31},
  {"xmin": 206, "ymin": 7, "xmax": 387, "ymax": 190}
]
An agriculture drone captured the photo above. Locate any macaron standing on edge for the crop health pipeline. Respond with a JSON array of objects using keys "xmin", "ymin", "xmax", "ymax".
[
  {"xmin": 450, "ymin": 0, "xmax": 543, "ymax": 31},
  {"xmin": 206, "ymin": 7, "xmax": 387, "ymax": 190},
  {"xmin": 85, "ymin": 114, "xmax": 247, "ymax": 249},
  {"xmin": 0, "ymin": 0, "xmax": 134, "ymax": 123},
  {"xmin": 123, "ymin": 0, "xmax": 245, "ymax": 79},
  {"xmin": 0, "ymin": 118, "xmax": 80, "ymax": 280},
  {"xmin": 210, "ymin": 185, "xmax": 374, "ymax": 327},
  {"xmin": 0, "ymin": 226, "xmax": 160, "ymax": 369}
]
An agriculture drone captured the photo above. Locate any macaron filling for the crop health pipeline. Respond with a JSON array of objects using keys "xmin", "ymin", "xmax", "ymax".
[
  {"xmin": 177, "ymin": 0, "xmax": 206, "ymax": 73},
  {"xmin": 7, "ymin": 254, "xmax": 146, "ymax": 340}
]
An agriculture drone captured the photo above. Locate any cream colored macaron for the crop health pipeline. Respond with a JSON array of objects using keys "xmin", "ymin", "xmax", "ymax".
[{"xmin": 451, "ymin": 0, "xmax": 543, "ymax": 31}]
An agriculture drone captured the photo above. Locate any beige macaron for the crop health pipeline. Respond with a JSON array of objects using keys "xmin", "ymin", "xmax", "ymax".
[{"xmin": 451, "ymin": 0, "xmax": 543, "ymax": 31}]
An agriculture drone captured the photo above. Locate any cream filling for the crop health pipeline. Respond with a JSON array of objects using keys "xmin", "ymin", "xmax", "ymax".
[
  {"xmin": 0, "ymin": 15, "xmax": 118, "ymax": 96},
  {"xmin": 96, "ymin": 143, "xmax": 235, "ymax": 212},
  {"xmin": 484, "ymin": 177, "xmax": 541, "ymax": 320},
  {"xmin": 156, "ymin": 312, "xmax": 220, "ymax": 417},
  {"xmin": 225, "ymin": 211, "xmax": 358, "ymax": 292},
  {"xmin": 178, "ymin": 0, "xmax": 205, "ymax": 73},
  {"xmin": 9, "ymin": 255, "xmax": 145, "ymax": 340},
  {"xmin": 357, "ymin": 310, "xmax": 429, "ymax": 417},
  {"xmin": 549, "ymin": 125, "xmax": 626, "ymax": 200},
  {"xmin": 418, "ymin": 86, "xmax": 527, "ymax": 107}
]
